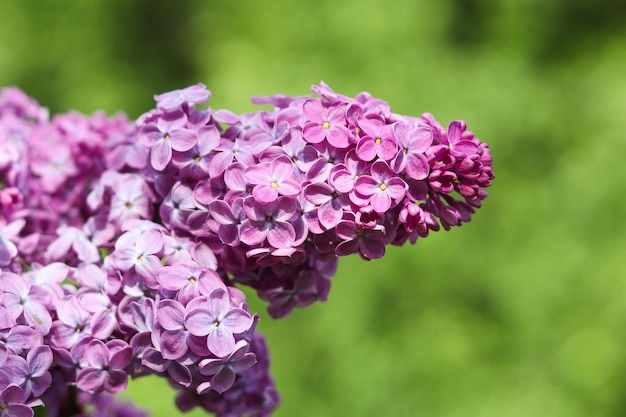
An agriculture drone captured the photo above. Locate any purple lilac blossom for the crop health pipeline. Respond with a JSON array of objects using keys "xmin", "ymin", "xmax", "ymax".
[{"xmin": 0, "ymin": 82, "xmax": 492, "ymax": 417}]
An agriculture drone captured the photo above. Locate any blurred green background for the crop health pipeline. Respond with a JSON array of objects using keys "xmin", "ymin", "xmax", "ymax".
[{"xmin": 2, "ymin": 0, "xmax": 626, "ymax": 416}]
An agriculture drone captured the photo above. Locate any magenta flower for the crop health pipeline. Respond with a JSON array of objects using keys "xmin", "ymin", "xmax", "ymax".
[
  {"xmin": 245, "ymin": 155, "xmax": 301, "ymax": 204},
  {"xmin": 328, "ymin": 150, "xmax": 368, "ymax": 193},
  {"xmin": 185, "ymin": 288, "xmax": 253, "ymax": 358},
  {"xmin": 335, "ymin": 220, "xmax": 386, "ymax": 260},
  {"xmin": 139, "ymin": 109, "xmax": 197, "ymax": 171},
  {"xmin": 443, "ymin": 120, "xmax": 479, "ymax": 157},
  {"xmin": 304, "ymin": 182, "xmax": 350, "ymax": 230},
  {"xmin": 302, "ymin": 99, "xmax": 350, "ymax": 148},
  {"xmin": 354, "ymin": 160, "xmax": 407, "ymax": 213},
  {"xmin": 306, "ymin": 143, "xmax": 348, "ymax": 183},
  {"xmin": 428, "ymin": 169, "xmax": 457, "ymax": 194},
  {"xmin": 391, "ymin": 122, "xmax": 432, "ymax": 179},
  {"xmin": 271, "ymin": 129, "xmax": 319, "ymax": 174},
  {"xmin": 239, "ymin": 197, "xmax": 297, "ymax": 249},
  {"xmin": 355, "ymin": 117, "xmax": 397, "ymax": 161},
  {"xmin": 76, "ymin": 339, "xmax": 132, "ymax": 394}
]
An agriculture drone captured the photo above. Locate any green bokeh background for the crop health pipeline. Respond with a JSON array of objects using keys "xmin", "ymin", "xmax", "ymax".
[{"xmin": 2, "ymin": 1, "xmax": 626, "ymax": 416}]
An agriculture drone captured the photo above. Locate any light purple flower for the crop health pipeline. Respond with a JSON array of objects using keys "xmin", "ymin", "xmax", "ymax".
[
  {"xmin": 160, "ymin": 182, "xmax": 201, "ymax": 231},
  {"xmin": 108, "ymin": 174, "xmax": 152, "ymax": 225},
  {"xmin": 78, "ymin": 289, "xmax": 118, "ymax": 340},
  {"xmin": 49, "ymin": 296, "xmax": 92, "ymax": 350},
  {"xmin": 0, "ymin": 383, "xmax": 33, "ymax": 417},
  {"xmin": 112, "ymin": 229, "xmax": 164, "ymax": 285},
  {"xmin": 76, "ymin": 339, "xmax": 132, "ymax": 394},
  {"xmin": 185, "ymin": 288, "xmax": 253, "ymax": 358},
  {"xmin": 156, "ymin": 262, "xmax": 209, "ymax": 306},
  {"xmin": 248, "ymin": 107, "xmax": 300, "ymax": 154},
  {"xmin": 154, "ymin": 83, "xmax": 211, "ymax": 110},
  {"xmin": 139, "ymin": 110, "xmax": 197, "ymax": 171},
  {"xmin": 155, "ymin": 299, "xmax": 191, "ymax": 360},
  {"xmin": 197, "ymin": 340, "xmax": 257, "ymax": 394},
  {"xmin": 172, "ymin": 125, "xmax": 221, "ymax": 180},
  {"xmin": 30, "ymin": 140, "xmax": 78, "ymax": 192},
  {"xmin": 0, "ymin": 219, "xmax": 24, "ymax": 267},
  {"xmin": 46, "ymin": 225, "xmax": 100, "ymax": 263},
  {"xmin": 0, "ymin": 272, "xmax": 52, "ymax": 333},
  {"xmin": 3, "ymin": 345, "xmax": 52, "ymax": 398}
]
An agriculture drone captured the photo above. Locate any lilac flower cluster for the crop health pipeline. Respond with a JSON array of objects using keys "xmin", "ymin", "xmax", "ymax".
[
  {"xmin": 0, "ymin": 81, "xmax": 493, "ymax": 417},
  {"xmin": 133, "ymin": 82, "xmax": 493, "ymax": 319}
]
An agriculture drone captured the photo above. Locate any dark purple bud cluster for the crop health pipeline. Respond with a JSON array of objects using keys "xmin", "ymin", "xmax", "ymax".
[{"xmin": 0, "ymin": 82, "xmax": 493, "ymax": 417}]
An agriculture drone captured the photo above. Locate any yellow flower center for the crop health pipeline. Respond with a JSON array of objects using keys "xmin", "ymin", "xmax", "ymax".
[
  {"xmin": 375, "ymin": 138, "xmax": 382, "ymax": 145},
  {"xmin": 270, "ymin": 181, "xmax": 278, "ymax": 189},
  {"xmin": 322, "ymin": 121, "xmax": 330, "ymax": 129},
  {"xmin": 213, "ymin": 320, "xmax": 220, "ymax": 327},
  {"xmin": 189, "ymin": 277, "xmax": 196, "ymax": 284},
  {"xmin": 379, "ymin": 183, "xmax": 387, "ymax": 191}
]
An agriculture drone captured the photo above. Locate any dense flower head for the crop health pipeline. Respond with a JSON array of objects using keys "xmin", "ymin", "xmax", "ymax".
[
  {"xmin": 0, "ymin": 82, "xmax": 492, "ymax": 417},
  {"xmin": 130, "ymin": 80, "xmax": 493, "ymax": 319}
]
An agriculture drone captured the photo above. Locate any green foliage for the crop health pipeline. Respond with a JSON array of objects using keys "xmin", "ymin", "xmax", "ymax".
[{"xmin": 2, "ymin": 0, "xmax": 625, "ymax": 416}]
